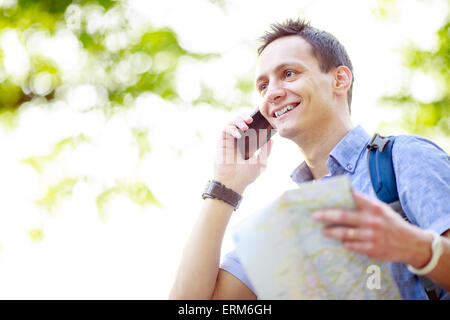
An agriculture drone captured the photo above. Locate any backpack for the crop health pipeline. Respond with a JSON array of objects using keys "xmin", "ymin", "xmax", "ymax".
[{"xmin": 366, "ymin": 133, "xmax": 440, "ymax": 300}]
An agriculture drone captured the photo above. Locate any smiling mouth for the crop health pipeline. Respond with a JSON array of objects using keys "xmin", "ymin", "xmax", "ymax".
[{"xmin": 273, "ymin": 102, "xmax": 301, "ymax": 118}]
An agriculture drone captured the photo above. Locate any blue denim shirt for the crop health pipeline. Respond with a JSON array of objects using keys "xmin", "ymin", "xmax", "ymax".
[{"xmin": 220, "ymin": 125, "xmax": 450, "ymax": 299}]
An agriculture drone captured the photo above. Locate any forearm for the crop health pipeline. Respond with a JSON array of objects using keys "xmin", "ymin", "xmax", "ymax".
[
  {"xmin": 169, "ymin": 197, "xmax": 235, "ymax": 299},
  {"xmin": 406, "ymin": 229, "xmax": 450, "ymax": 291}
]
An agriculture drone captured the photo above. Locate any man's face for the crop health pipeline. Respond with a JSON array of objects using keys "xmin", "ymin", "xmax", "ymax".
[{"xmin": 256, "ymin": 35, "xmax": 336, "ymax": 140}]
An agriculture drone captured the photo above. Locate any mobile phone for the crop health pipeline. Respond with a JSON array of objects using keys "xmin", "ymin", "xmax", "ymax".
[{"xmin": 236, "ymin": 109, "xmax": 277, "ymax": 160}]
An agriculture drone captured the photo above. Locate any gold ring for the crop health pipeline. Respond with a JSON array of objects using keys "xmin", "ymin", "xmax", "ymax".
[{"xmin": 347, "ymin": 228, "xmax": 355, "ymax": 239}]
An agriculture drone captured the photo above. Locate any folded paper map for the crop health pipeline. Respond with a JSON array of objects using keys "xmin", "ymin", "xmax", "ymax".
[{"xmin": 232, "ymin": 175, "xmax": 402, "ymax": 299}]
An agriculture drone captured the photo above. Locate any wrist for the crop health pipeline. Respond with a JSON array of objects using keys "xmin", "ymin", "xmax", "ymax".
[
  {"xmin": 407, "ymin": 229, "xmax": 444, "ymax": 275},
  {"xmin": 212, "ymin": 177, "xmax": 247, "ymax": 195},
  {"xmin": 203, "ymin": 180, "xmax": 243, "ymax": 211},
  {"xmin": 406, "ymin": 228, "xmax": 434, "ymax": 269}
]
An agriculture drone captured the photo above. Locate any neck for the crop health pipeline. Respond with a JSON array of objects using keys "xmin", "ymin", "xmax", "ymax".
[{"xmin": 293, "ymin": 119, "xmax": 353, "ymax": 180}]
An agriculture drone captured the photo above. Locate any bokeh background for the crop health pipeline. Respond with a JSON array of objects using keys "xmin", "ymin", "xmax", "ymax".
[{"xmin": 0, "ymin": 0, "xmax": 448, "ymax": 299}]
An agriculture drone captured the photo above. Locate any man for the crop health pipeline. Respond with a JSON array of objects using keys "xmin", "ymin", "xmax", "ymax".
[{"xmin": 169, "ymin": 19, "xmax": 450, "ymax": 300}]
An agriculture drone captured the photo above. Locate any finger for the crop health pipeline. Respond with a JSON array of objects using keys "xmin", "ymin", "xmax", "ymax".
[
  {"xmin": 246, "ymin": 106, "xmax": 260, "ymax": 122},
  {"xmin": 244, "ymin": 113, "xmax": 254, "ymax": 124},
  {"xmin": 229, "ymin": 113, "xmax": 252, "ymax": 126},
  {"xmin": 323, "ymin": 226, "xmax": 373, "ymax": 242},
  {"xmin": 255, "ymin": 139, "xmax": 274, "ymax": 167},
  {"xmin": 266, "ymin": 138, "xmax": 273, "ymax": 155},
  {"xmin": 343, "ymin": 241, "xmax": 374, "ymax": 255},
  {"xmin": 237, "ymin": 112, "xmax": 255, "ymax": 126},
  {"xmin": 351, "ymin": 190, "xmax": 383, "ymax": 214},
  {"xmin": 235, "ymin": 119, "xmax": 249, "ymax": 131},
  {"xmin": 312, "ymin": 209, "xmax": 364, "ymax": 226},
  {"xmin": 222, "ymin": 125, "xmax": 241, "ymax": 139}
]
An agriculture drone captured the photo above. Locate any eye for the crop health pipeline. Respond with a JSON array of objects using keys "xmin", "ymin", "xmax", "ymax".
[
  {"xmin": 284, "ymin": 70, "xmax": 296, "ymax": 78},
  {"xmin": 258, "ymin": 83, "xmax": 268, "ymax": 93}
]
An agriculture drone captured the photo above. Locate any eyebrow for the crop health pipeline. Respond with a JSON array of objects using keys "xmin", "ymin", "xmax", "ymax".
[{"xmin": 255, "ymin": 62, "xmax": 306, "ymax": 86}]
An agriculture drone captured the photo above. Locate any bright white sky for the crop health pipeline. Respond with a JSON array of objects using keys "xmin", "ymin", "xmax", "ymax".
[{"xmin": 0, "ymin": 0, "xmax": 448, "ymax": 299}]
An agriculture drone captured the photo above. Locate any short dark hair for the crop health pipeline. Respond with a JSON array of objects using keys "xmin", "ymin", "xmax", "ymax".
[{"xmin": 258, "ymin": 18, "xmax": 354, "ymax": 112}]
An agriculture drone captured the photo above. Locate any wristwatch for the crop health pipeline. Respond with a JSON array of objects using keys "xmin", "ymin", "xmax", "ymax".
[
  {"xmin": 407, "ymin": 229, "xmax": 443, "ymax": 275},
  {"xmin": 202, "ymin": 180, "xmax": 242, "ymax": 211}
]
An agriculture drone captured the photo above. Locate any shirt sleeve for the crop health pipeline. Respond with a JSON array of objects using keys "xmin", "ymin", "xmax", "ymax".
[
  {"xmin": 392, "ymin": 135, "xmax": 450, "ymax": 235},
  {"xmin": 220, "ymin": 249, "xmax": 256, "ymax": 294}
]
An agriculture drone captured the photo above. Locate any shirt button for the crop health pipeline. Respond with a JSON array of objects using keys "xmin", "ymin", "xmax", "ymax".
[{"xmin": 346, "ymin": 164, "xmax": 353, "ymax": 171}]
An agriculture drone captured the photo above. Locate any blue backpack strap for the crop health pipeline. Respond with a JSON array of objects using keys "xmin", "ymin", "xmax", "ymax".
[
  {"xmin": 366, "ymin": 133, "xmax": 398, "ymax": 204},
  {"xmin": 366, "ymin": 133, "xmax": 439, "ymax": 300}
]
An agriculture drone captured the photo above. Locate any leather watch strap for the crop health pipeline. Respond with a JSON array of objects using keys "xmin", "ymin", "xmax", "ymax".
[{"xmin": 202, "ymin": 180, "xmax": 242, "ymax": 211}]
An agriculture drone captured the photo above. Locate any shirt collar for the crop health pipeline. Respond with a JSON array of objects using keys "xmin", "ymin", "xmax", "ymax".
[{"xmin": 290, "ymin": 125, "xmax": 371, "ymax": 184}]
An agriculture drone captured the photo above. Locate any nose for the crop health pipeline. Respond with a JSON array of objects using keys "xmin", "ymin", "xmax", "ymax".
[{"xmin": 265, "ymin": 80, "xmax": 286, "ymax": 104}]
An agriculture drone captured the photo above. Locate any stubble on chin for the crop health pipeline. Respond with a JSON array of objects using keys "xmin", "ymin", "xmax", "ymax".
[
  {"xmin": 277, "ymin": 123, "xmax": 300, "ymax": 140},
  {"xmin": 279, "ymin": 120, "xmax": 311, "ymax": 145}
]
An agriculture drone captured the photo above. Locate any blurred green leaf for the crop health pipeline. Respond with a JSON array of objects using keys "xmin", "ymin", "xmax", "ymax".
[
  {"xmin": 377, "ymin": 0, "xmax": 450, "ymax": 137},
  {"xmin": 22, "ymin": 134, "xmax": 91, "ymax": 173},
  {"xmin": 193, "ymin": 83, "xmax": 232, "ymax": 110},
  {"xmin": 0, "ymin": 0, "xmax": 228, "ymax": 225},
  {"xmin": 0, "ymin": 80, "xmax": 23, "ymax": 107},
  {"xmin": 371, "ymin": 0, "xmax": 399, "ymax": 20},
  {"xmin": 0, "ymin": 0, "xmax": 213, "ymax": 114},
  {"xmin": 79, "ymin": 31, "xmax": 105, "ymax": 52},
  {"xmin": 235, "ymin": 75, "xmax": 254, "ymax": 93},
  {"xmin": 132, "ymin": 127, "xmax": 151, "ymax": 159},
  {"xmin": 96, "ymin": 180, "xmax": 162, "ymax": 221},
  {"xmin": 36, "ymin": 177, "xmax": 81, "ymax": 212},
  {"xmin": 29, "ymin": 228, "xmax": 44, "ymax": 242}
]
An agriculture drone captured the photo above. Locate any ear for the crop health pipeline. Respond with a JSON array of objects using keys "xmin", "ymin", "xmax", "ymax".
[{"xmin": 333, "ymin": 65, "xmax": 352, "ymax": 96}]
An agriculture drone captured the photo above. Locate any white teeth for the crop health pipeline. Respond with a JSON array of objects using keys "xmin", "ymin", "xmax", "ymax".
[{"xmin": 275, "ymin": 104, "xmax": 297, "ymax": 117}]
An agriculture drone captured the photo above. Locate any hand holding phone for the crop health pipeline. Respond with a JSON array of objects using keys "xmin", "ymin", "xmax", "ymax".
[
  {"xmin": 213, "ymin": 109, "xmax": 276, "ymax": 192},
  {"xmin": 236, "ymin": 109, "xmax": 277, "ymax": 160}
]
